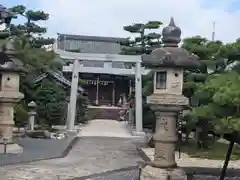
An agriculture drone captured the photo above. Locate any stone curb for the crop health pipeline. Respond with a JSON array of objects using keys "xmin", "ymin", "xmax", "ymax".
[
  {"xmin": 62, "ymin": 136, "xmax": 79, "ymax": 157},
  {"xmin": 67, "ymin": 166, "xmax": 138, "ymax": 180},
  {"xmin": 137, "ymin": 148, "xmax": 151, "ymax": 162},
  {"xmin": 123, "ymin": 122, "xmax": 136, "ymax": 136},
  {"xmin": 136, "ymin": 148, "xmax": 240, "ymax": 177},
  {"xmin": 0, "ymin": 136, "xmax": 79, "ymax": 167}
]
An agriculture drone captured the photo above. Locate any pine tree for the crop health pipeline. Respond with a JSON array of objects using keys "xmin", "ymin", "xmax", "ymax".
[
  {"xmin": 120, "ymin": 21, "xmax": 162, "ymax": 55},
  {"xmin": 0, "ymin": 4, "xmax": 88, "ymax": 128},
  {"xmin": 9, "ymin": 5, "xmax": 54, "ymax": 48},
  {"xmin": 120, "ymin": 21, "xmax": 162, "ymax": 130}
]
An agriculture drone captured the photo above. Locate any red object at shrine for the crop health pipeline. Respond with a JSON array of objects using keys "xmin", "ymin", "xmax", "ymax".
[{"xmin": 128, "ymin": 99, "xmax": 135, "ymax": 107}]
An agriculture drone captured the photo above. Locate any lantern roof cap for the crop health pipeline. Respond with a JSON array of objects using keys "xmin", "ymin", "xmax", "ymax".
[
  {"xmin": 142, "ymin": 18, "xmax": 201, "ymax": 68},
  {"xmin": 162, "ymin": 17, "xmax": 181, "ymax": 47}
]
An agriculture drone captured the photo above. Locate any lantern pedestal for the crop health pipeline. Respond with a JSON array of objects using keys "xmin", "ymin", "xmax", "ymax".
[
  {"xmin": 140, "ymin": 94, "xmax": 188, "ymax": 180},
  {"xmin": 0, "ymin": 78, "xmax": 24, "ymax": 154},
  {"xmin": 140, "ymin": 165, "xmax": 187, "ymax": 180},
  {"xmin": 140, "ymin": 95, "xmax": 188, "ymax": 179}
]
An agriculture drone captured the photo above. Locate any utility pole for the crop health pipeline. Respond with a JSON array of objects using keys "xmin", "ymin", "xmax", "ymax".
[{"xmin": 211, "ymin": 21, "xmax": 216, "ymax": 41}]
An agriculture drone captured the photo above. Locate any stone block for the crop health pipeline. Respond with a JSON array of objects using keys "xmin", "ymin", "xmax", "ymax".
[
  {"xmin": 0, "ymin": 143, "xmax": 23, "ymax": 154},
  {"xmin": 25, "ymin": 130, "xmax": 51, "ymax": 139},
  {"xmin": 140, "ymin": 165, "xmax": 187, "ymax": 180},
  {"xmin": 147, "ymin": 93, "xmax": 188, "ymax": 106}
]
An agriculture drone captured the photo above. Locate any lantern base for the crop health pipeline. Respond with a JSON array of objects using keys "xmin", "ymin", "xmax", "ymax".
[
  {"xmin": 132, "ymin": 131, "xmax": 146, "ymax": 136},
  {"xmin": 140, "ymin": 165, "xmax": 187, "ymax": 180},
  {"xmin": 0, "ymin": 143, "xmax": 23, "ymax": 154}
]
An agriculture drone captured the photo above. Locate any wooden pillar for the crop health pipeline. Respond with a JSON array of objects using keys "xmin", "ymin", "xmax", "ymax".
[
  {"xmin": 96, "ymin": 76, "xmax": 99, "ymax": 105},
  {"xmin": 129, "ymin": 80, "xmax": 132, "ymax": 96},
  {"xmin": 112, "ymin": 81, "xmax": 115, "ymax": 106}
]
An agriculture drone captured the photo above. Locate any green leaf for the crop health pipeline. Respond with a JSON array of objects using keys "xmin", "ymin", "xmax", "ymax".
[{"xmin": 9, "ymin": 5, "xmax": 26, "ymax": 15}]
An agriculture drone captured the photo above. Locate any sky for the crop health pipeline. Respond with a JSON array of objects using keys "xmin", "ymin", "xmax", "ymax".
[{"xmin": 2, "ymin": 0, "xmax": 240, "ymax": 43}]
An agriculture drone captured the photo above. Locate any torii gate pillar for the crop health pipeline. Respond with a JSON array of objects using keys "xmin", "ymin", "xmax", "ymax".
[
  {"xmin": 134, "ymin": 61, "xmax": 144, "ymax": 134},
  {"xmin": 66, "ymin": 59, "xmax": 79, "ymax": 131}
]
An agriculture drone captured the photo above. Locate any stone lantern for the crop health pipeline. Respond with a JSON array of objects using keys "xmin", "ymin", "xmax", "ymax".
[
  {"xmin": 140, "ymin": 18, "xmax": 200, "ymax": 180},
  {"xmin": 0, "ymin": 5, "xmax": 25, "ymax": 154},
  {"xmin": 28, "ymin": 101, "xmax": 37, "ymax": 131}
]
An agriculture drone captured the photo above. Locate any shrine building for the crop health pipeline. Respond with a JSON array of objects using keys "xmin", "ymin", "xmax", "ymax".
[{"xmin": 57, "ymin": 33, "xmax": 149, "ymax": 106}]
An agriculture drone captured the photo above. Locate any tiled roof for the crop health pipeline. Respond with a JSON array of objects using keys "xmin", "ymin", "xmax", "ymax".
[{"xmin": 57, "ymin": 33, "xmax": 126, "ymax": 43}]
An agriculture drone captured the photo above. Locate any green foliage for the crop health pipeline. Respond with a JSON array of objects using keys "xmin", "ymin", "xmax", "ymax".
[
  {"xmin": 120, "ymin": 20, "xmax": 162, "ymax": 55},
  {"xmin": 3, "ymin": 4, "xmax": 88, "ymax": 127},
  {"xmin": 212, "ymin": 73, "xmax": 240, "ymax": 106},
  {"xmin": 181, "ymin": 112, "xmax": 198, "ymax": 131},
  {"xmin": 121, "ymin": 21, "xmax": 162, "ymax": 129},
  {"xmin": 142, "ymin": 104, "xmax": 156, "ymax": 131},
  {"xmin": 33, "ymin": 79, "xmax": 65, "ymax": 126},
  {"xmin": 14, "ymin": 104, "xmax": 28, "ymax": 127},
  {"xmin": 142, "ymin": 72, "xmax": 154, "ymax": 96},
  {"xmin": 180, "ymin": 36, "xmax": 240, "ymax": 140},
  {"xmin": 44, "ymin": 102, "xmax": 65, "ymax": 127},
  {"xmin": 76, "ymin": 95, "xmax": 89, "ymax": 124},
  {"xmin": 215, "ymin": 117, "xmax": 240, "ymax": 134},
  {"xmin": 9, "ymin": 5, "xmax": 26, "ymax": 15},
  {"xmin": 192, "ymin": 71, "xmax": 240, "ymax": 134},
  {"xmin": 181, "ymin": 140, "xmax": 240, "ymax": 160},
  {"xmin": 9, "ymin": 5, "xmax": 54, "ymax": 47},
  {"xmin": 181, "ymin": 36, "xmax": 230, "ymax": 61}
]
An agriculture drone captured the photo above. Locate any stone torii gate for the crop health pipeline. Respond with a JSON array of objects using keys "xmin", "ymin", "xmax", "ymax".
[{"xmin": 54, "ymin": 44, "xmax": 145, "ymax": 135}]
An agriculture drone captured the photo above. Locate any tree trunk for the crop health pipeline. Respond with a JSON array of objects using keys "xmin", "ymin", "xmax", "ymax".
[
  {"xmin": 185, "ymin": 132, "xmax": 189, "ymax": 143},
  {"xmin": 195, "ymin": 127, "xmax": 201, "ymax": 148}
]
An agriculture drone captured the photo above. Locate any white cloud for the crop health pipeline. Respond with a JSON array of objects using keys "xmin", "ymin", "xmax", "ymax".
[{"xmin": 36, "ymin": 0, "xmax": 240, "ymax": 43}]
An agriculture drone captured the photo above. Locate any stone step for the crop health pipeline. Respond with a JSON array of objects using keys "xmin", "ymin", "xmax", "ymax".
[{"xmin": 87, "ymin": 107, "xmax": 124, "ymax": 120}]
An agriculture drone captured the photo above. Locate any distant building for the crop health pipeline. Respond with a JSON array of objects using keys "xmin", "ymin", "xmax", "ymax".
[
  {"xmin": 57, "ymin": 33, "xmax": 125, "ymax": 54},
  {"xmin": 57, "ymin": 33, "xmax": 138, "ymax": 106}
]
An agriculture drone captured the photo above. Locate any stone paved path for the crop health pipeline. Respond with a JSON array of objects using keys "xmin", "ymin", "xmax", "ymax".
[
  {"xmin": 78, "ymin": 119, "xmax": 132, "ymax": 138},
  {"xmin": 0, "ymin": 120, "xmax": 142, "ymax": 180}
]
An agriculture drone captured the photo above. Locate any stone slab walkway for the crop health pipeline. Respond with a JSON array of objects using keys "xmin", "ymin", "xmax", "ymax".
[
  {"xmin": 0, "ymin": 120, "xmax": 142, "ymax": 180},
  {"xmin": 0, "ymin": 137, "xmax": 142, "ymax": 180},
  {"xmin": 78, "ymin": 119, "xmax": 133, "ymax": 138}
]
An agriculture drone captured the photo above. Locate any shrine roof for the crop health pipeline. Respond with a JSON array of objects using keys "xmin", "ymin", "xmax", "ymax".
[{"xmin": 57, "ymin": 33, "xmax": 126, "ymax": 43}]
